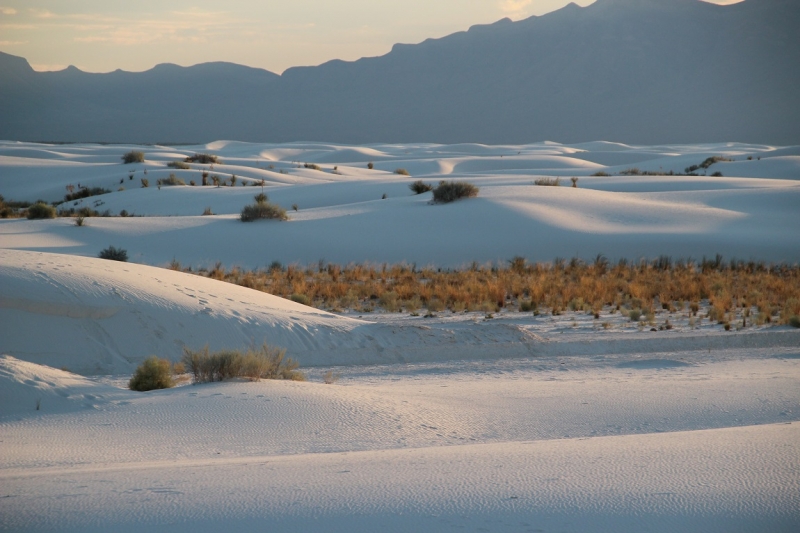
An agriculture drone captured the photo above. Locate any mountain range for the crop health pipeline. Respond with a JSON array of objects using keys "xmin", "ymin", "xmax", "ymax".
[{"xmin": 1, "ymin": 0, "xmax": 798, "ymax": 145}]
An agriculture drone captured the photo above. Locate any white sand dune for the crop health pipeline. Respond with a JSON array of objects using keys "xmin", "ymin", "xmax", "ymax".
[{"xmin": 1, "ymin": 140, "xmax": 799, "ymax": 532}]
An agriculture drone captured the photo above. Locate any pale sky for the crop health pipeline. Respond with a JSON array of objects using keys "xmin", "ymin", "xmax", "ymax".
[{"xmin": 0, "ymin": 0, "xmax": 742, "ymax": 74}]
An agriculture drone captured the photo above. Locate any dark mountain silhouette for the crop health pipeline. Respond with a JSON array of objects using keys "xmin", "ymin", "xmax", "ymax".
[{"xmin": 1, "ymin": 0, "xmax": 797, "ymax": 144}]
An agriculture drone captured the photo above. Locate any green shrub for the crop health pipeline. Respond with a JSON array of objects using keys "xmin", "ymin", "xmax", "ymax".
[
  {"xmin": 181, "ymin": 344, "xmax": 304, "ymax": 383},
  {"xmin": 167, "ymin": 161, "xmax": 191, "ymax": 169},
  {"xmin": 409, "ymin": 180, "xmax": 433, "ymax": 194},
  {"xmin": 26, "ymin": 202, "xmax": 56, "ymax": 219},
  {"xmin": 185, "ymin": 153, "xmax": 219, "ymax": 164},
  {"xmin": 129, "ymin": 356, "xmax": 174, "ymax": 391},
  {"xmin": 122, "ymin": 151, "xmax": 145, "ymax": 164},
  {"xmin": 629, "ymin": 309, "xmax": 642, "ymax": 321},
  {"xmin": 241, "ymin": 201, "xmax": 288, "ymax": 222},
  {"xmin": 98, "ymin": 246, "xmax": 128, "ymax": 261},
  {"xmin": 431, "ymin": 181, "xmax": 479, "ymax": 203},
  {"xmin": 395, "ymin": 168, "xmax": 410, "ymax": 176},
  {"xmin": 520, "ymin": 300, "xmax": 536, "ymax": 312},
  {"xmin": 290, "ymin": 293, "xmax": 311, "ymax": 306},
  {"xmin": 534, "ymin": 177, "xmax": 561, "ymax": 186}
]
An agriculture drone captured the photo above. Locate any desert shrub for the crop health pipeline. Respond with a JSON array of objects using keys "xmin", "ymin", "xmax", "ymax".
[
  {"xmin": 241, "ymin": 201, "xmax": 288, "ymax": 222},
  {"xmin": 409, "ymin": 180, "xmax": 433, "ymax": 194},
  {"xmin": 167, "ymin": 161, "xmax": 190, "ymax": 169},
  {"xmin": 367, "ymin": 162, "xmax": 374, "ymax": 169},
  {"xmin": 591, "ymin": 171, "xmax": 610, "ymax": 176},
  {"xmin": 711, "ymin": 171, "xmax": 723, "ymax": 177},
  {"xmin": 571, "ymin": 177, "xmax": 579, "ymax": 188},
  {"xmin": 789, "ymin": 316, "xmax": 800, "ymax": 328},
  {"xmin": 185, "ymin": 153, "xmax": 219, "ymax": 164},
  {"xmin": 122, "ymin": 151, "xmax": 145, "ymax": 164},
  {"xmin": 26, "ymin": 202, "xmax": 56, "ymax": 219},
  {"xmin": 432, "ymin": 180, "xmax": 479, "ymax": 203},
  {"xmin": 129, "ymin": 356, "xmax": 175, "ymax": 391},
  {"xmin": 64, "ymin": 187, "xmax": 111, "ymax": 202},
  {"xmin": 290, "ymin": 293, "xmax": 311, "ymax": 306},
  {"xmin": 534, "ymin": 177, "xmax": 560, "ymax": 186},
  {"xmin": 202, "ymin": 206, "xmax": 214, "ymax": 216},
  {"xmin": 629, "ymin": 309, "xmax": 642, "ymax": 321},
  {"xmin": 303, "ymin": 163, "xmax": 321, "ymax": 170},
  {"xmin": 141, "ymin": 178, "xmax": 149, "ymax": 188},
  {"xmin": 322, "ymin": 370, "xmax": 341, "ymax": 384},
  {"xmin": 75, "ymin": 216, "xmax": 86, "ymax": 227},
  {"xmin": 395, "ymin": 168, "xmax": 410, "ymax": 176},
  {"xmin": 519, "ymin": 300, "xmax": 536, "ymax": 312},
  {"xmin": 98, "ymin": 246, "xmax": 128, "ymax": 262},
  {"xmin": 254, "ymin": 192, "xmax": 268, "ymax": 203},
  {"xmin": 292, "ymin": 203, "xmax": 298, "ymax": 211},
  {"xmin": 158, "ymin": 173, "xmax": 186, "ymax": 186},
  {"xmin": 620, "ymin": 168, "xmax": 642, "ymax": 176},
  {"xmin": 181, "ymin": 344, "xmax": 304, "ymax": 383}
]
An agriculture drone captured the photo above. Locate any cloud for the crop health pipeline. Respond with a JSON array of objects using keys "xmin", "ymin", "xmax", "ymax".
[
  {"xmin": 1, "ymin": 7, "xmax": 18, "ymax": 15},
  {"xmin": 500, "ymin": 0, "xmax": 533, "ymax": 15},
  {"xmin": 28, "ymin": 8, "xmax": 57, "ymax": 19}
]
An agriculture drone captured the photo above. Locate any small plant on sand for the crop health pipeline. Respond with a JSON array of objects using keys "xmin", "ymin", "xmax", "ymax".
[
  {"xmin": 157, "ymin": 173, "xmax": 186, "ymax": 186},
  {"xmin": 98, "ymin": 245, "xmax": 128, "ymax": 262},
  {"xmin": 241, "ymin": 193, "xmax": 288, "ymax": 222},
  {"xmin": 129, "ymin": 356, "xmax": 175, "ymax": 391},
  {"xmin": 122, "ymin": 151, "xmax": 145, "ymax": 164},
  {"xmin": 322, "ymin": 370, "xmax": 341, "ymax": 384},
  {"xmin": 182, "ymin": 344, "xmax": 304, "ymax": 383},
  {"xmin": 431, "ymin": 181, "xmax": 479, "ymax": 203},
  {"xmin": 409, "ymin": 180, "xmax": 433, "ymax": 194},
  {"xmin": 167, "ymin": 161, "xmax": 190, "ymax": 170},
  {"xmin": 367, "ymin": 162, "xmax": 374, "ymax": 170},
  {"xmin": 141, "ymin": 178, "xmax": 149, "ymax": 188},
  {"xmin": 571, "ymin": 177, "xmax": 579, "ymax": 188},
  {"xmin": 395, "ymin": 168, "xmax": 410, "ymax": 176},
  {"xmin": 74, "ymin": 216, "xmax": 86, "ymax": 227},
  {"xmin": 290, "ymin": 293, "xmax": 311, "ymax": 306},
  {"xmin": 26, "ymin": 202, "xmax": 56, "ymax": 219},
  {"xmin": 202, "ymin": 206, "xmax": 214, "ymax": 216},
  {"xmin": 534, "ymin": 177, "xmax": 560, "ymax": 186}
]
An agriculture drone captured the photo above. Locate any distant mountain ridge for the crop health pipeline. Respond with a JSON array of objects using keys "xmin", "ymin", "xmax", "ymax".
[{"xmin": 1, "ymin": 0, "xmax": 798, "ymax": 144}]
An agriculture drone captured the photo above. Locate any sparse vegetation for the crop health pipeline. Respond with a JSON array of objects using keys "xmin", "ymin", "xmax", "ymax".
[
  {"xmin": 534, "ymin": 177, "xmax": 560, "ymax": 186},
  {"xmin": 181, "ymin": 256, "xmax": 799, "ymax": 323},
  {"xmin": 395, "ymin": 168, "xmax": 410, "ymax": 176},
  {"xmin": 181, "ymin": 344, "xmax": 304, "ymax": 383},
  {"xmin": 303, "ymin": 163, "xmax": 321, "ymax": 171},
  {"xmin": 98, "ymin": 246, "xmax": 128, "ymax": 262},
  {"xmin": 168, "ymin": 161, "xmax": 191, "ymax": 170},
  {"xmin": 64, "ymin": 187, "xmax": 110, "ymax": 202},
  {"xmin": 129, "ymin": 356, "xmax": 174, "ymax": 391},
  {"xmin": 185, "ymin": 153, "xmax": 219, "ymax": 164},
  {"xmin": 409, "ymin": 180, "xmax": 433, "ymax": 194},
  {"xmin": 157, "ymin": 174, "xmax": 186, "ymax": 186},
  {"xmin": 122, "ymin": 151, "xmax": 145, "ymax": 164},
  {"xmin": 591, "ymin": 171, "xmax": 610, "ymax": 176},
  {"xmin": 685, "ymin": 156, "xmax": 733, "ymax": 174},
  {"xmin": 432, "ymin": 180, "xmax": 479, "ymax": 203}
]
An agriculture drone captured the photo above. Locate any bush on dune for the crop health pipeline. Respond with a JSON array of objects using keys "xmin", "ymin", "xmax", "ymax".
[
  {"xmin": 241, "ymin": 194, "xmax": 288, "ymax": 222},
  {"xmin": 122, "ymin": 151, "xmax": 145, "ymax": 164},
  {"xmin": 185, "ymin": 153, "xmax": 219, "ymax": 164},
  {"xmin": 98, "ymin": 246, "xmax": 128, "ymax": 262},
  {"xmin": 409, "ymin": 180, "xmax": 433, "ymax": 194},
  {"xmin": 26, "ymin": 202, "xmax": 56, "ymax": 219},
  {"xmin": 431, "ymin": 180, "xmax": 479, "ymax": 203},
  {"xmin": 182, "ymin": 344, "xmax": 304, "ymax": 383},
  {"xmin": 129, "ymin": 356, "xmax": 174, "ymax": 391}
]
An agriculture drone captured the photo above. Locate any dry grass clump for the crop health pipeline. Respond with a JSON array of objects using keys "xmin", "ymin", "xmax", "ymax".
[
  {"xmin": 432, "ymin": 181, "xmax": 479, "ymax": 203},
  {"xmin": 534, "ymin": 177, "xmax": 560, "ymax": 186},
  {"xmin": 409, "ymin": 180, "xmax": 433, "ymax": 194},
  {"xmin": 168, "ymin": 161, "xmax": 191, "ymax": 169},
  {"xmin": 395, "ymin": 168, "xmax": 410, "ymax": 176},
  {"xmin": 182, "ymin": 256, "xmax": 799, "ymax": 323},
  {"xmin": 182, "ymin": 344, "xmax": 304, "ymax": 383},
  {"xmin": 157, "ymin": 173, "xmax": 186, "ymax": 186}
]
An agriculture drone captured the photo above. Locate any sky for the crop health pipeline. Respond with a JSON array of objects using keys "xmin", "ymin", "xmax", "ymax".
[{"xmin": 0, "ymin": 0, "xmax": 742, "ymax": 74}]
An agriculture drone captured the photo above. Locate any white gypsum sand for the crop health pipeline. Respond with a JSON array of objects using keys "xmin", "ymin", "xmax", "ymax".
[{"xmin": 1, "ymin": 140, "xmax": 799, "ymax": 532}]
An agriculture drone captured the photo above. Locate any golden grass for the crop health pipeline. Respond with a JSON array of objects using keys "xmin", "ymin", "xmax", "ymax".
[{"xmin": 173, "ymin": 257, "xmax": 800, "ymax": 324}]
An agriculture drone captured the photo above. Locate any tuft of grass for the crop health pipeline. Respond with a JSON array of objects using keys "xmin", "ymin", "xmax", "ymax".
[
  {"xmin": 64, "ymin": 187, "xmax": 111, "ymax": 202},
  {"xmin": 432, "ymin": 180, "xmax": 479, "ymax": 203},
  {"xmin": 591, "ymin": 171, "xmax": 610, "ymax": 176},
  {"xmin": 98, "ymin": 246, "xmax": 128, "ymax": 262},
  {"xmin": 534, "ymin": 177, "xmax": 560, "ymax": 186},
  {"xmin": 395, "ymin": 168, "xmax": 410, "ymax": 176},
  {"xmin": 74, "ymin": 216, "xmax": 86, "ymax": 227},
  {"xmin": 181, "ymin": 344, "xmax": 304, "ymax": 383},
  {"xmin": 167, "ymin": 161, "xmax": 190, "ymax": 169},
  {"xmin": 122, "ymin": 151, "xmax": 145, "ymax": 164},
  {"xmin": 202, "ymin": 206, "xmax": 214, "ymax": 216},
  {"xmin": 290, "ymin": 293, "xmax": 311, "ymax": 306},
  {"xmin": 129, "ymin": 356, "xmax": 174, "ymax": 391},
  {"xmin": 322, "ymin": 370, "xmax": 341, "ymax": 384},
  {"xmin": 26, "ymin": 202, "xmax": 56, "ymax": 219},
  {"xmin": 409, "ymin": 180, "xmax": 433, "ymax": 194}
]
